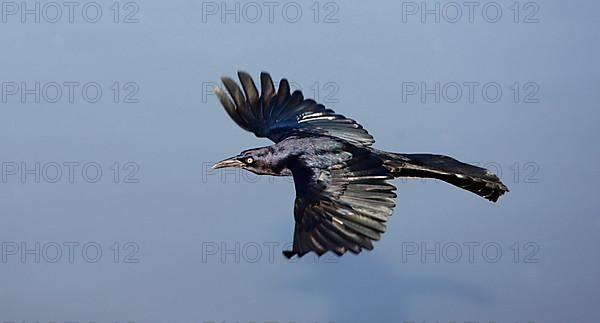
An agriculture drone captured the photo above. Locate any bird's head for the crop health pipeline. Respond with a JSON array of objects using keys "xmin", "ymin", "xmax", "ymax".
[{"xmin": 212, "ymin": 147, "xmax": 286, "ymax": 176}]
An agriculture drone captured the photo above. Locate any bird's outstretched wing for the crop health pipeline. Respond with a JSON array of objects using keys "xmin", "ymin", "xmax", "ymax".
[
  {"xmin": 284, "ymin": 143, "xmax": 396, "ymax": 258},
  {"xmin": 214, "ymin": 71, "xmax": 375, "ymax": 146}
]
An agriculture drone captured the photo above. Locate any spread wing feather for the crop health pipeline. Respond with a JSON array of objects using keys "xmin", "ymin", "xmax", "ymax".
[
  {"xmin": 284, "ymin": 145, "xmax": 396, "ymax": 258},
  {"xmin": 214, "ymin": 71, "xmax": 375, "ymax": 146}
]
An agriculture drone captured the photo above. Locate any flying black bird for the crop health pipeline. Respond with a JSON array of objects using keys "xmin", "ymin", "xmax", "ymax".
[{"xmin": 213, "ymin": 71, "xmax": 508, "ymax": 258}]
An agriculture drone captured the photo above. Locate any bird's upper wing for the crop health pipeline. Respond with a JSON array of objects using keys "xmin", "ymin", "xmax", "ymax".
[
  {"xmin": 214, "ymin": 71, "xmax": 375, "ymax": 146},
  {"xmin": 284, "ymin": 141, "xmax": 396, "ymax": 258}
]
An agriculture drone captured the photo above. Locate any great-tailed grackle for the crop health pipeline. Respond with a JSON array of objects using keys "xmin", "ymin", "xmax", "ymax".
[{"xmin": 213, "ymin": 71, "xmax": 508, "ymax": 258}]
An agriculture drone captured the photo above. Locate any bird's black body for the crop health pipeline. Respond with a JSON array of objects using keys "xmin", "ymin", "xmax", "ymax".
[{"xmin": 213, "ymin": 71, "xmax": 508, "ymax": 258}]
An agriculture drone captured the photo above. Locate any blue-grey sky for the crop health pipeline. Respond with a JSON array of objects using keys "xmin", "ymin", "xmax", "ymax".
[{"xmin": 1, "ymin": 1, "xmax": 599, "ymax": 322}]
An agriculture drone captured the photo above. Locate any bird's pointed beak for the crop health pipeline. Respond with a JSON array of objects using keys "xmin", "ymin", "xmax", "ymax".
[{"xmin": 212, "ymin": 156, "xmax": 244, "ymax": 170}]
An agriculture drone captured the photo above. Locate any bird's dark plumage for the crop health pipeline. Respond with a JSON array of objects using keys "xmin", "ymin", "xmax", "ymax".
[
  {"xmin": 213, "ymin": 71, "xmax": 509, "ymax": 258},
  {"xmin": 215, "ymin": 71, "xmax": 374, "ymax": 146}
]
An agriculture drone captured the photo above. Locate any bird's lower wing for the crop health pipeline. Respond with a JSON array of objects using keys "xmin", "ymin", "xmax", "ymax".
[{"xmin": 285, "ymin": 147, "xmax": 397, "ymax": 258}]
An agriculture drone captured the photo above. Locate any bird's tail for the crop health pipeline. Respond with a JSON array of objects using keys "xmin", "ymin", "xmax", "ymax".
[{"xmin": 376, "ymin": 151, "xmax": 509, "ymax": 202}]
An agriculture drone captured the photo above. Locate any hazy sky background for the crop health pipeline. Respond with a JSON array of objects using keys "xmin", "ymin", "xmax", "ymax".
[{"xmin": 1, "ymin": 0, "xmax": 599, "ymax": 322}]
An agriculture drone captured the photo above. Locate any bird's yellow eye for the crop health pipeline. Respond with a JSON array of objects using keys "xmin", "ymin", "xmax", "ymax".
[{"xmin": 245, "ymin": 157, "xmax": 254, "ymax": 164}]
